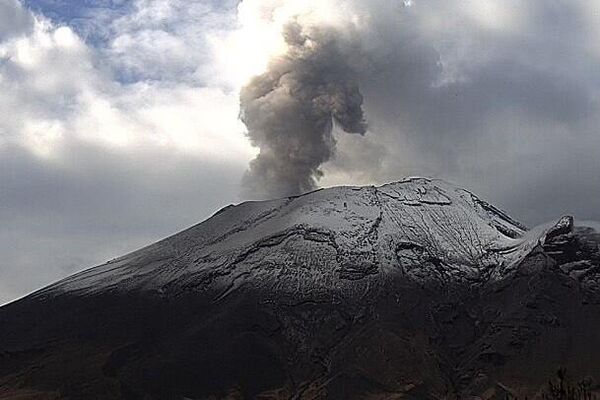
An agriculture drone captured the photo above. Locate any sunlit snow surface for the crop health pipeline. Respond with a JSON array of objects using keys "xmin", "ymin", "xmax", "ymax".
[{"xmin": 34, "ymin": 178, "xmax": 583, "ymax": 299}]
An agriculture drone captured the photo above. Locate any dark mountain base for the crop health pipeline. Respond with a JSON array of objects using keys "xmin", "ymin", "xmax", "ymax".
[{"xmin": 2, "ymin": 249, "xmax": 600, "ymax": 399}]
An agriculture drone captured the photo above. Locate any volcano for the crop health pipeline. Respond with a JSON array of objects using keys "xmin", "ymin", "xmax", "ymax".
[{"xmin": 1, "ymin": 178, "xmax": 599, "ymax": 399}]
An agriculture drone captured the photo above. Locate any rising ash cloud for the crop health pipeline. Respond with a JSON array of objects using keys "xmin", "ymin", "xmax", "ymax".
[{"xmin": 240, "ymin": 22, "xmax": 367, "ymax": 199}]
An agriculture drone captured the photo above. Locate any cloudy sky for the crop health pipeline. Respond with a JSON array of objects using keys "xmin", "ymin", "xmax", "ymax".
[{"xmin": 1, "ymin": 0, "xmax": 599, "ymax": 304}]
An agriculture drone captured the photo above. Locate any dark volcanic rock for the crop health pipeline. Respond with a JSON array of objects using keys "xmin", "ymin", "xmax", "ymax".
[{"xmin": 1, "ymin": 178, "xmax": 599, "ymax": 399}]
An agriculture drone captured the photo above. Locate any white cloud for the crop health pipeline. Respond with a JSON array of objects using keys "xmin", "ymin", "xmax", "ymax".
[
  {"xmin": 0, "ymin": 0, "xmax": 255, "ymax": 162},
  {"xmin": 103, "ymin": 0, "xmax": 236, "ymax": 84},
  {"xmin": 0, "ymin": 0, "xmax": 34, "ymax": 40}
]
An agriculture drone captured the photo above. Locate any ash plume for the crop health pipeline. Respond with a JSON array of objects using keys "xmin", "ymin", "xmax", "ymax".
[{"xmin": 240, "ymin": 22, "xmax": 367, "ymax": 199}]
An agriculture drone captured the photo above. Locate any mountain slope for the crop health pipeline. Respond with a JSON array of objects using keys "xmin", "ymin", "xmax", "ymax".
[{"xmin": 1, "ymin": 178, "xmax": 599, "ymax": 399}]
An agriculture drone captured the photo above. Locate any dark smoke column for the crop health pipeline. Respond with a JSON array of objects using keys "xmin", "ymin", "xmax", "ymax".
[{"xmin": 240, "ymin": 22, "xmax": 367, "ymax": 199}]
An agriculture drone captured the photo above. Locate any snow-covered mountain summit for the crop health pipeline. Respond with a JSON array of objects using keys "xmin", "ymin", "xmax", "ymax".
[{"xmin": 37, "ymin": 177, "xmax": 569, "ymax": 300}]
